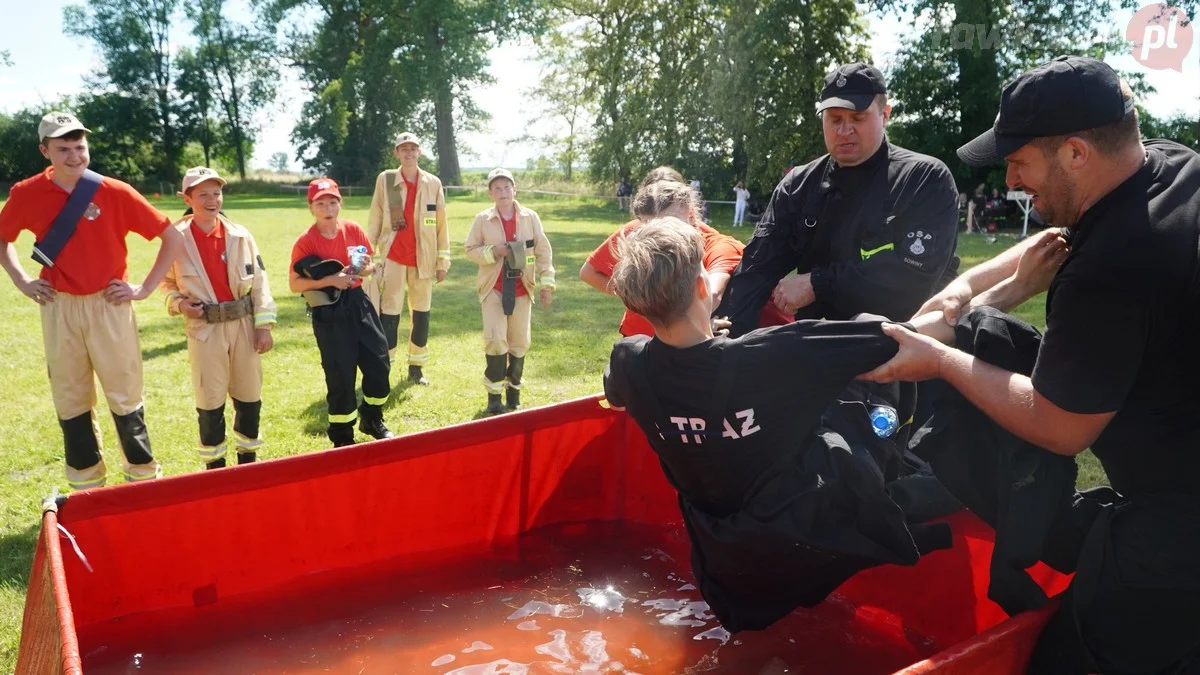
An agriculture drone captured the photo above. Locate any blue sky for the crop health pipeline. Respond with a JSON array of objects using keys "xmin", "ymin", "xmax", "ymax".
[{"xmin": 1, "ymin": 0, "xmax": 1196, "ymax": 173}]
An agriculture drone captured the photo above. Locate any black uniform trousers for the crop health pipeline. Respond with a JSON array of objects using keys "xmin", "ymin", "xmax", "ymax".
[
  {"xmin": 911, "ymin": 307, "xmax": 1200, "ymax": 675},
  {"xmin": 311, "ymin": 287, "xmax": 391, "ymax": 426}
]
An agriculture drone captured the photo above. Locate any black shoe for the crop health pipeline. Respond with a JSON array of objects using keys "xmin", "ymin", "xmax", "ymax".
[
  {"xmin": 486, "ymin": 393, "xmax": 506, "ymax": 415},
  {"xmin": 328, "ymin": 423, "xmax": 357, "ymax": 448},
  {"xmin": 505, "ymin": 387, "xmax": 521, "ymax": 411},
  {"xmin": 359, "ymin": 416, "xmax": 395, "ymax": 440},
  {"xmin": 237, "ymin": 452, "xmax": 257, "ymax": 465},
  {"xmin": 205, "ymin": 457, "xmax": 227, "ymax": 470},
  {"xmin": 408, "ymin": 365, "xmax": 430, "ymax": 386}
]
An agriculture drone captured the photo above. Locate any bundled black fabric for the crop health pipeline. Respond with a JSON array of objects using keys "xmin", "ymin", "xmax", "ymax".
[
  {"xmin": 607, "ymin": 327, "xmax": 951, "ymax": 634},
  {"xmin": 908, "ymin": 307, "xmax": 1084, "ymax": 614}
]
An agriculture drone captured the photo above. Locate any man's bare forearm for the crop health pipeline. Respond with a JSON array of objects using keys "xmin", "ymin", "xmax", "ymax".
[
  {"xmin": 968, "ymin": 276, "xmax": 1038, "ymax": 314},
  {"xmin": 957, "ymin": 239, "xmax": 1036, "ymax": 295}
]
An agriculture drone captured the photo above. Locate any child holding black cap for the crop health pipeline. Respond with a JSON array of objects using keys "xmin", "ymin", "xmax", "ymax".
[{"xmin": 289, "ymin": 178, "xmax": 394, "ymax": 447}]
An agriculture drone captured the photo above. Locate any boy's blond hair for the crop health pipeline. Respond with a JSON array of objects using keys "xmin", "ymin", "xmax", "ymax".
[{"xmin": 611, "ymin": 217, "xmax": 703, "ymax": 325}]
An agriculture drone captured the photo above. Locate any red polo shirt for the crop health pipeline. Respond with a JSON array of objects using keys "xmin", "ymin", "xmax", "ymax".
[
  {"xmin": 190, "ymin": 219, "xmax": 236, "ymax": 303},
  {"xmin": 0, "ymin": 168, "xmax": 170, "ymax": 295},
  {"xmin": 290, "ymin": 220, "xmax": 373, "ymax": 290},
  {"xmin": 387, "ymin": 174, "xmax": 419, "ymax": 267}
]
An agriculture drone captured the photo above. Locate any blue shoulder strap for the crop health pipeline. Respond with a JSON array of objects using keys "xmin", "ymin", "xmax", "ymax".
[{"xmin": 31, "ymin": 169, "xmax": 104, "ymax": 268}]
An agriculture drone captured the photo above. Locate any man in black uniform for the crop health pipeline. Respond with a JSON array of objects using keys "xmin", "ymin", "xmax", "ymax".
[
  {"xmin": 866, "ymin": 56, "xmax": 1200, "ymax": 674},
  {"xmin": 603, "ymin": 217, "xmax": 952, "ymax": 634},
  {"xmin": 718, "ymin": 62, "xmax": 960, "ymax": 336}
]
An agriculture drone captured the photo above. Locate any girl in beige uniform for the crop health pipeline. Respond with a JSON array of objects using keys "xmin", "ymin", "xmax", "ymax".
[
  {"xmin": 464, "ymin": 168, "xmax": 555, "ymax": 415},
  {"xmin": 161, "ymin": 167, "xmax": 277, "ymax": 469}
]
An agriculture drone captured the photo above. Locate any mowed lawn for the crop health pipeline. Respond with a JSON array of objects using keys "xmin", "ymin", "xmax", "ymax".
[{"xmin": 0, "ymin": 190, "xmax": 1101, "ymax": 669}]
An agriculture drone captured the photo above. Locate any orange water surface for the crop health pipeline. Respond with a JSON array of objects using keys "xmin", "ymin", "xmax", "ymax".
[{"xmin": 80, "ymin": 521, "xmax": 940, "ymax": 674}]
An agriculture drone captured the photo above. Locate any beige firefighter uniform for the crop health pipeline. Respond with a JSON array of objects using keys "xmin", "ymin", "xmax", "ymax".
[
  {"xmin": 161, "ymin": 216, "xmax": 276, "ymax": 464},
  {"xmin": 365, "ymin": 168, "xmax": 451, "ymax": 367},
  {"xmin": 464, "ymin": 200, "xmax": 555, "ymax": 397},
  {"xmin": 42, "ymin": 293, "xmax": 160, "ymax": 487}
]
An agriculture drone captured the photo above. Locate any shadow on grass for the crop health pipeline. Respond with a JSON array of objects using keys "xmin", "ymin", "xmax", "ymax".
[
  {"xmin": 300, "ymin": 382, "xmax": 414, "ymax": 437},
  {"xmin": 0, "ymin": 522, "xmax": 39, "ymax": 591}
]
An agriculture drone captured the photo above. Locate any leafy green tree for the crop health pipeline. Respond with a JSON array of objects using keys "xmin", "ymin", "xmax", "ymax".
[
  {"xmin": 176, "ymin": 47, "xmax": 222, "ymax": 168},
  {"xmin": 872, "ymin": 0, "xmax": 1125, "ymax": 185},
  {"xmin": 265, "ymin": 0, "xmax": 415, "ymax": 183},
  {"xmin": 0, "ymin": 107, "xmax": 54, "ymax": 181},
  {"xmin": 185, "ymin": 0, "xmax": 279, "ymax": 179},
  {"xmin": 65, "ymin": 0, "xmax": 182, "ymax": 182}
]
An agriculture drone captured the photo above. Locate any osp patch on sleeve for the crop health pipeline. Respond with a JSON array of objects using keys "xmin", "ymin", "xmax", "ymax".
[{"xmin": 901, "ymin": 230, "xmax": 935, "ymax": 269}]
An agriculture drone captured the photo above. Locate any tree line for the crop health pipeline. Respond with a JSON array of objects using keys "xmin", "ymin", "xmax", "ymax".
[{"xmin": 0, "ymin": 0, "xmax": 1196, "ymax": 197}]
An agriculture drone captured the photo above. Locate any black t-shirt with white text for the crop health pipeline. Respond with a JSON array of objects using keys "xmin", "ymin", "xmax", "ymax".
[{"xmin": 604, "ymin": 318, "xmax": 899, "ymax": 516}]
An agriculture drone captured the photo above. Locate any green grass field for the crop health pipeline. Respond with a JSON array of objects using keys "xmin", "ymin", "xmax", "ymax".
[{"xmin": 0, "ymin": 191, "xmax": 1101, "ymax": 670}]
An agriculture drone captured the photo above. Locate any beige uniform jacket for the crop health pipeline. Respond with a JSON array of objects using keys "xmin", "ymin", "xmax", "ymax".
[
  {"xmin": 366, "ymin": 168, "xmax": 452, "ymax": 279},
  {"xmin": 464, "ymin": 201, "xmax": 556, "ymax": 301},
  {"xmin": 161, "ymin": 216, "xmax": 278, "ymax": 341}
]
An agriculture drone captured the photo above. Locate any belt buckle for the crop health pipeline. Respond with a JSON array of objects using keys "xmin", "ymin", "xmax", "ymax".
[{"xmin": 504, "ymin": 268, "xmax": 522, "ymax": 279}]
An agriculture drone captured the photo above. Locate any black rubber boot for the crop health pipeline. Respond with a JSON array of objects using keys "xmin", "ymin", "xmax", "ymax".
[
  {"xmin": 506, "ymin": 355, "xmax": 524, "ymax": 410},
  {"xmin": 60, "ymin": 411, "xmax": 103, "ymax": 475},
  {"xmin": 197, "ymin": 404, "xmax": 226, "ymax": 467},
  {"xmin": 380, "ymin": 313, "xmax": 402, "ymax": 352},
  {"xmin": 411, "ymin": 310, "xmax": 430, "ymax": 350},
  {"xmin": 485, "ymin": 354, "xmax": 508, "ymax": 415},
  {"xmin": 206, "ymin": 458, "xmax": 227, "ymax": 470},
  {"xmin": 236, "ymin": 452, "xmax": 257, "ymax": 465},
  {"xmin": 327, "ymin": 422, "xmax": 356, "ymax": 448},
  {"xmin": 486, "ymin": 393, "xmax": 506, "ymax": 415},
  {"xmin": 358, "ymin": 404, "xmax": 395, "ymax": 440},
  {"xmin": 407, "ymin": 365, "xmax": 430, "ymax": 386},
  {"xmin": 113, "ymin": 407, "xmax": 154, "ymax": 466},
  {"xmin": 232, "ymin": 399, "xmax": 261, "ymax": 441}
]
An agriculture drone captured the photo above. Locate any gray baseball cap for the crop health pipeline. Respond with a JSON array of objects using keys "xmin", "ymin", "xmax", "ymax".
[{"xmin": 38, "ymin": 112, "xmax": 90, "ymax": 141}]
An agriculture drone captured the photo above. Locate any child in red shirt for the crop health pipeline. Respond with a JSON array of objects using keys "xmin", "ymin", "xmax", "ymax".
[{"xmin": 289, "ymin": 178, "xmax": 394, "ymax": 447}]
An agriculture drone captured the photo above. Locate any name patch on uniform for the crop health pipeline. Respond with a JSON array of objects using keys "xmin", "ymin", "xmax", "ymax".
[
  {"xmin": 423, "ymin": 217, "xmax": 436, "ymax": 227},
  {"xmin": 426, "ymin": 204, "xmax": 437, "ymax": 211},
  {"xmin": 666, "ymin": 408, "xmax": 761, "ymax": 444}
]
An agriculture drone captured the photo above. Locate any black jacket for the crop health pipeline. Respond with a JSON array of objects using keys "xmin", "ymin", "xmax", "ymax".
[{"xmin": 720, "ymin": 141, "xmax": 960, "ymax": 336}]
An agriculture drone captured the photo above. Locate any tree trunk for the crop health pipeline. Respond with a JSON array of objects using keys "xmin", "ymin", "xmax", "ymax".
[{"xmin": 433, "ymin": 80, "xmax": 461, "ymax": 185}]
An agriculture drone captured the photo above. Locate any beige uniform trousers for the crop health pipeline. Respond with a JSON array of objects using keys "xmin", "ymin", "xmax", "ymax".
[
  {"xmin": 188, "ymin": 315, "xmax": 262, "ymax": 410},
  {"xmin": 377, "ymin": 258, "xmax": 433, "ymax": 365},
  {"xmin": 41, "ymin": 291, "xmax": 159, "ymax": 486},
  {"xmin": 482, "ymin": 290, "xmax": 532, "ymax": 358}
]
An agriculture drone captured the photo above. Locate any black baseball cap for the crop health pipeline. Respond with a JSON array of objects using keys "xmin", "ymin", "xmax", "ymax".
[
  {"xmin": 958, "ymin": 56, "xmax": 1134, "ymax": 167},
  {"xmin": 816, "ymin": 62, "xmax": 888, "ymax": 113}
]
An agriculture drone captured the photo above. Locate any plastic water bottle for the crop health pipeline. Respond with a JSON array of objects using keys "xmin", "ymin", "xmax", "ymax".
[
  {"xmin": 869, "ymin": 405, "xmax": 899, "ymax": 439},
  {"xmin": 347, "ymin": 245, "xmax": 368, "ymax": 274}
]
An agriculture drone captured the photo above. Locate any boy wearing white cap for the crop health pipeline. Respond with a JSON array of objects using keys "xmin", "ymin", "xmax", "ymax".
[
  {"xmin": 161, "ymin": 167, "xmax": 277, "ymax": 470},
  {"xmin": 365, "ymin": 132, "xmax": 451, "ymax": 386},
  {"xmin": 464, "ymin": 168, "xmax": 555, "ymax": 414},
  {"xmin": 0, "ymin": 112, "xmax": 183, "ymax": 489}
]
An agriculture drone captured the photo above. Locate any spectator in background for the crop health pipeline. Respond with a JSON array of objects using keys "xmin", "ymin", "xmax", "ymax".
[
  {"xmin": 733, "ymin": 181, "xmax": 750, "ymax": 227},
  {"xmin": 967, "ymin": 183, "xmax": 987, "ymax": 233},
  {"xmin": 616, "ymin": 176, "xmax": 632, "ymax": 211}
]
